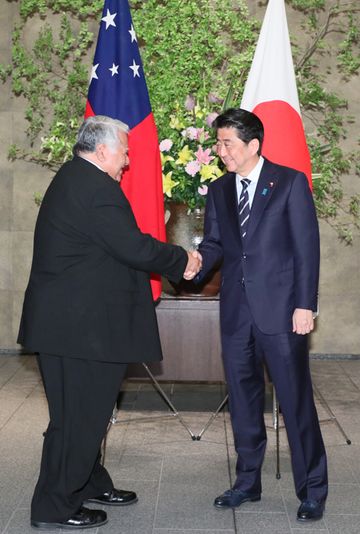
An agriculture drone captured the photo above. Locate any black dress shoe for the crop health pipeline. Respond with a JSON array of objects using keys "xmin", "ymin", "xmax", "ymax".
[
  {"xmin": 214, "ymin": 489, "xmax": 261, "ymax": 509},
  {"xmin": 31, "ymin": 506, "xmax": 107, "ymax": 530},
  {"xmin": 297, "ymin": 499, "xmax": 325, "ymax": 521},
  {"xmin": 86, "ymin": 488, "xmax": 138, "ymax": 506}
]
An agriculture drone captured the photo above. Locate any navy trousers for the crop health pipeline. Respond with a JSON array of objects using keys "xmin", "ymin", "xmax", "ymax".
[
  {"xmin": 31, "ymin": 353, "xmax": 127, "ymax": 522},
  {"xmin": 221, "ymin": 292, "xmax": 328, "ymax": 502}
]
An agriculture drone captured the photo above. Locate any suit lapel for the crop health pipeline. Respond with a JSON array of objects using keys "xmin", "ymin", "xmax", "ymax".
[{"xmin": 245, "ymin": 160, "xmax": 279, "ymax": 243}]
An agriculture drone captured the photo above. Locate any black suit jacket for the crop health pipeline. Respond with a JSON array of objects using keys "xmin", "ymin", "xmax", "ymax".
[
  {"xmin": 197, "ymin": 158, "xmax": 320, "ymax": 335},
  {"xmin": 18, "ymin": 156, "xmax": 188, "ymax": 363}
]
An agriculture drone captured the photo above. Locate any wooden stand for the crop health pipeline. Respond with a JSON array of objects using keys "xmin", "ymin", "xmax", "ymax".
[{"xmin": 127, "ymin": 293, "xmax": 224, "ymax": 382}]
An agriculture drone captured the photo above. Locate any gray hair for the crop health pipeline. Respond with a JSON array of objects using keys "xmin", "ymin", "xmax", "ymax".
[{"xmin": 73, "ymin": 115, "xmax": 129, "ymax": 155}]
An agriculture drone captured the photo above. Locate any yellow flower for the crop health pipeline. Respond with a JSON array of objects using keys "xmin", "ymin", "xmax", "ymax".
[
  {"xmin": 194, "ymin": 104, "xmax": 205, "ymax": 119},
  {"xmin": 169, "ymin": 115, "xmax": 184, "ymax": 130},
  {"xmin": 200, "ymin": 164, "xmax": 223, "ymax": 182},
  {"xmin": 162, "ymin": 171, "xmax": 179, "ymax": 198},
  {"xmin": 176, "ymin": 145, "xmax": 193, "ymax": 165},
  {"xmin": 160, "ymin": 153, "xmax": 175, "ymax": 166}
]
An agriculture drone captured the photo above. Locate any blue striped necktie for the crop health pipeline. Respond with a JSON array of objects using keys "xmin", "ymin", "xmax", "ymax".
[{"xmin": 238, "ymin": 178, "xmax": 251, "ymax": 239}]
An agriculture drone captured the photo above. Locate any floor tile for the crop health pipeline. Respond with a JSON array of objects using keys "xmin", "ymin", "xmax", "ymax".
[
  {"xmin": 1, "ymin": 357, "xmax": 360, "ymax": 534},
  {"xmin": 325, "ymin": 514, "xmax": 360, "ymax": 533},
  {"xmin": 325, "ymin": 484, "xmax": 360, "ymax": 514},
  {"xmin": 153, "ymin": 531, "xmax": 235, "ymax": 534},
  {"xmin": 3, "ymin": 508, "xmax": 61, "ymax": 534},
  {"xmin": 235, "ymin": 511, "xmax": 291, "ymax": 533}
]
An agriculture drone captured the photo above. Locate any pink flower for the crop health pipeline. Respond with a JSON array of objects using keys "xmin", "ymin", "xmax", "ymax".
[
  {"xmin": 198, "ymin": 185, "xmax": 208, "ymax": 196},
  {"xmin": 184, "ymin": 94, "xmax": 196, "ymax": 111},
  {"xmin": 182, "ymin": 127, "xmax": 210, "ymax": 142},
  {"xmin": 159, "ymin": 139, "xmax": 173, "ymax": 152},
  {"xmin": 185, "ymin": 160, "xmax": 201, "ymax": 177},
  {"xmin": 208, "ymin": 93, "xmax": 223, "ymax": 104},
  {"xmin": 195, "ymin": 146, "xmax": 214, "ymax": 165},
  {"xmin": 206, "ymin": 112, "xmax": 219, "ymax": 128},
  {"xmin": 195, "ymin": 127, "xmax": 209, "ymax": 142},
  {"xmin": 182, "ymin": 127, "xmax": 198, "ymax": 140}
]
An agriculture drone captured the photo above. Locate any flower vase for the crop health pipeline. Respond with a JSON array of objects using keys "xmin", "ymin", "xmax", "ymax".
[{"xmin": 163, "ymin": 202, "xmax": 220, "ymax": 297}]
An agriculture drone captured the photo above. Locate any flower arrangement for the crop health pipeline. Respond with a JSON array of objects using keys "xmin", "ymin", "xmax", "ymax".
[{"xmin": 160, "ymin": 95, "xmax": 224, "ymax": 210}]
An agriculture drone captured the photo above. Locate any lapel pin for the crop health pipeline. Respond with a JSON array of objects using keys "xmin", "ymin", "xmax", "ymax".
[
  {"xmin": 269, "ymin": 181, "xmax": 274, "ymax": 187},
  {"xmin": 261, "ymin": 188, "xmax": 268, "ymax": 196}
]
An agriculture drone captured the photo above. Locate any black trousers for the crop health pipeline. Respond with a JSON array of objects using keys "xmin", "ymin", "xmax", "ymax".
[{"xmin": 31, "ymin": 353, "xmax": 127, "ymax": 522}]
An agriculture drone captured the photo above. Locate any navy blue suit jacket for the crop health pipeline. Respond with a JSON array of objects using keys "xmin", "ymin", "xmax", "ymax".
[{"xmin": 197, "ymin": 158, "xmax": 320, "ymax": 335}]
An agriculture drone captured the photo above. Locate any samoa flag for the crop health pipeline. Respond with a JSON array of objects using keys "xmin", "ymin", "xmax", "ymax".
[{"xmin": 85, "ymin": 0, "xmax": 165, "ymax": 300}]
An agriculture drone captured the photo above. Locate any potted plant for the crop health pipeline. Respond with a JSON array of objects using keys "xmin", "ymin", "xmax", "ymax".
[{"xmin": 159, "ymin": 95, "xmax": 224, "ymax": 296}]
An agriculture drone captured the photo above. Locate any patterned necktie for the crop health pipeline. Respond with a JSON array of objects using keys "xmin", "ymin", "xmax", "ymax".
[{"xmin": 238, "ymin": 178, "xmax": 251, "ymax": 239}]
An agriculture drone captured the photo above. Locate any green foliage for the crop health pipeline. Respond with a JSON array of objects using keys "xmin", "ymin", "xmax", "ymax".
[
  {"xmin": 309, "ymin": 133, "xmax": 360, "ymax": 244},
  {"xmin": 19, "ymin": 0, "xmax": 103, "ymax": 18},
  {"xmin": 1, "ymin": 0, "xmax": 95, "ymax": 161},
  {"xmin": 288, "ymin": 0, "xmax": 326, "ymax": 10},
  {"xmin": 8, "ymin": 144, "xmax": 19, "ymax": 161},
  {"xmin": 338, "ymin": 13, "xmax": 360, "ymax": 76},
  {"xmin": 291, "ymin": 2, "xmax": 360, "ymax": 243},
  {"xmin": 1, "ymin": 0, "xmax": 360, "ymax": 242},
  {"xmin": 33, "ymin": 192, "xmax": 43, "ymax": 207},
  {"xmin": 132, "ymin": 0, "xmax": 257, "ymax": 137}
]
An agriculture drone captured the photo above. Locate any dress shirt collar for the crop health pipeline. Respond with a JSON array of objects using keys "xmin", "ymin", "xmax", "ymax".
[{"xmin": 236, "ymin": 155, "xmax": 264, "ymax": 186}]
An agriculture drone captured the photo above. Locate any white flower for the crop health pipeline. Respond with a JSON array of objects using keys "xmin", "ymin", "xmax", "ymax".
[
  {"xmin": 185, "ymin": 160, "xmax": 201, "ymax": 177},
  {"xmin": 159, "ymin": 139, "xmax": 173, "ymax": 152},
  {"xmin": 198, "ymin": 185, "xmax": 208, "ymax": 196}
]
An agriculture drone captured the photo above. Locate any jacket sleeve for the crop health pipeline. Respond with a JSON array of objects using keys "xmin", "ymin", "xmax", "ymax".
[
  {"xmin": 287, "ymin": 172, "xmax": 320, "ymax": 311},
  {"xmin": 196, "ymin": 184, "xmax": 224, "ymax": 282},
  {"xmin": 90, "ymin": 181, "xmax": 188, "ymax": 283}
]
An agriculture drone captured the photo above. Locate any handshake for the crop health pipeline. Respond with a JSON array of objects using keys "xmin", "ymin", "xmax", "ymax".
[{"xmin": 183, "ymin": 250, "xmax": 203, "ymax": 280}]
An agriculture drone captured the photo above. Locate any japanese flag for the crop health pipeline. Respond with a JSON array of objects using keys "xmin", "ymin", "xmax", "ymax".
[{"xmin": 241, "ymin": 0, "xmax": 312, "ymax": 186}]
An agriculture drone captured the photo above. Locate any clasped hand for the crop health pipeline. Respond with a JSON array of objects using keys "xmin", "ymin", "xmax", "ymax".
[{"xmin": 183, "ymin": 250, "xmax": 203, "ymax": 280}]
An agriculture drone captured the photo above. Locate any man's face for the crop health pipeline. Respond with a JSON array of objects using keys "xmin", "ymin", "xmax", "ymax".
[
  {"xmin": 215, "ymin": 127, "xmax": 259, "ymax": 176},
  {"xmin": 98, "ymin": 131, "xmax": 129, "ymax": 182}
]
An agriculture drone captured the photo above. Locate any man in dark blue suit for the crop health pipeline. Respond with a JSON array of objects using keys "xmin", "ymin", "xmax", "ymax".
[{"xmin": 194, "ymin": 108, "xmax": 327, "ymax": 522}]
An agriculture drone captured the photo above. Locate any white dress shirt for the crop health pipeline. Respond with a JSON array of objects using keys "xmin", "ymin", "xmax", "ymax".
[{"xmin": 236, "ymin": 156, "xmax": 264, "ymax": 208}]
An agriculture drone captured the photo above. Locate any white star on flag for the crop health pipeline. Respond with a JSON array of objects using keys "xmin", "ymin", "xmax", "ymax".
[
  {"xmin": 109, "ymin": 63, "xmax": 119, "ymax": 77},
  {"xmin": 129, "ymin": 59, "xmax": 140, "ymax": 78},
  {"xmin": 90, "ymin": 63, "xmax": 99, "ymax": 81},
  {"xmin": 129, "ymin": 24, "xmax": 137, "ymax": 42},
  {"xmin": 101, "ymin": 9, "xmax": 117, "ymax": 29}
]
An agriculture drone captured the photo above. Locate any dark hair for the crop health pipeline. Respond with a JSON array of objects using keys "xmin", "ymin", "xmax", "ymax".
[{"xmin": 212, "ymin": 108, "xmax": 264, "ymax": 155}]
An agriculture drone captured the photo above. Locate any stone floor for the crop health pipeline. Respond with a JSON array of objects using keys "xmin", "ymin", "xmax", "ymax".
[{"xmin": 1, "ymin": 355, "xmax": 360, "ymax": 534}]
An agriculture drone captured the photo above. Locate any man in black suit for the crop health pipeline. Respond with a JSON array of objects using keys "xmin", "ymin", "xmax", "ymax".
[
  {"xmin": 18, "ymin": 115, "xmax": 201, "ymax": 530},
  {"xmin": 194, "ymin": 109, "xmax": 327, "ymax": 521}
]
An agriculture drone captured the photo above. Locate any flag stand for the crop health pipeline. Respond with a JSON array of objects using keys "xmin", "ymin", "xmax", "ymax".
[
  {"xmin": 195, "ymin": 388, "xmax": 281, "ymax": 479},
  {"xmin": 108, "ymin": 363, "xmax": 197, "ymax": 440},
  {"xmin": 313, "ymin": 383, "xmax": 351, "ymax": 445},
  {"xmin": 193, "ymin": 382, "xmax": 351, "ymax": 480}
]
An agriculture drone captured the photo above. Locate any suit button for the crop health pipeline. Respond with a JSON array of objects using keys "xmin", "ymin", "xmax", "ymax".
[{"xmin": 242, "ymin": 253, "xmax": 247, "ymax": 259}]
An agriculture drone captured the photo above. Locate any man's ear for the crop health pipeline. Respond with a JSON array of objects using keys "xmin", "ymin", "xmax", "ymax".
[
  {"xmin": 249, "ymin": 138, "xmax": 260, "ymax": 156},
  {"xmin": 95, "ymin": 143, "xmax": 106, "ymax": 162}
]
